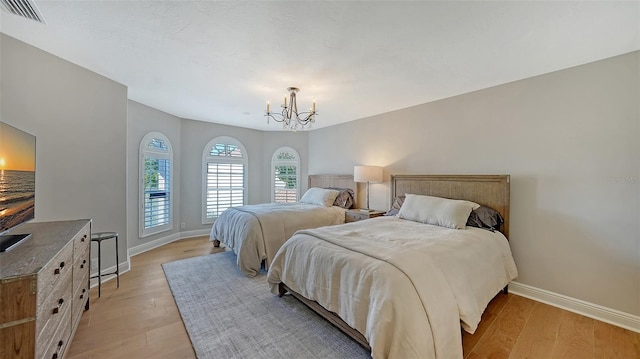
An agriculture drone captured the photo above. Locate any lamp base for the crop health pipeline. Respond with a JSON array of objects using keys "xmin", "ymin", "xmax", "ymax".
[{"xmin": 359, "ymin": 208, "xmax": 375, "ymax": 212}]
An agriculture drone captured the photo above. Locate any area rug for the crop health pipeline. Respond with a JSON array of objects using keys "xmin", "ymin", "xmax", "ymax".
[{"xmin": 162, "ymin": 252, "xmax": 370, "ymax": 359}]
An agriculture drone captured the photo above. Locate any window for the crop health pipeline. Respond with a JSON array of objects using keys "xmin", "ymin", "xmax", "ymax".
[
  {"xmin": 202, "ymin": 136, "xmax": 247, "ymax": 223},
  {"xmin": 272, "ymin": 147, "xmax": 300, "ymax": 203},
  {"xmin": 139, "ymin": 132, "xmax": 173, "ymax": 237}
]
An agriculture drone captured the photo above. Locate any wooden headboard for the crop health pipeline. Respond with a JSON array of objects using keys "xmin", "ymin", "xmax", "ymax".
[
  {"xmin": 308, "ymin": 174, "xmax": 357, "ymax": 204},
  {"xmin": 391, "ymin": 174, "xmax": 510, "ymax": 238}
]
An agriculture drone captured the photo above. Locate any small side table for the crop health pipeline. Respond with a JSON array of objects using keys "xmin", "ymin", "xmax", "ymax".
[
  {"xmin": 345, "ymin": 209, "xmax": 385, "ymax": 223},
  {"xmin": 90, "ymin": 232, "xmax": 120, "ymax": 297}
]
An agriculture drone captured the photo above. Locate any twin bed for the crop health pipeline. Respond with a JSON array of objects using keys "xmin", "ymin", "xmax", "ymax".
[
  {"xmin": 209, "ymin": 174, "xmax": 356, "ymax": 276},
  {"xmin": 266, "ymin": 174, "xmax": 518, "ymax": 359}
]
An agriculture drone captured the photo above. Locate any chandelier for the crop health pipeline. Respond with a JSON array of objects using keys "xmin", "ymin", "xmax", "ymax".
[{"xmin": 265, "ymin": 87, "xmax": 317, "ymax": 130}]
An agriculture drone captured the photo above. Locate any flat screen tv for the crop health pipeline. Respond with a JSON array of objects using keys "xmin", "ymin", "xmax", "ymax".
[{"xmin": 0, "ymin": 121, "xmax": 36, "ymax": 252}]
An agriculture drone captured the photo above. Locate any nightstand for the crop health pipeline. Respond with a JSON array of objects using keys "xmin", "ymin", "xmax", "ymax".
[{"xmin": 345, "ymin": 209, "xmax": 385, "ymax": 223}]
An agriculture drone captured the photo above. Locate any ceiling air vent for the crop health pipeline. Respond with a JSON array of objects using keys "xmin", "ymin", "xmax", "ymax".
[{"xmin": 0, "ymin": 0, "xmax": 46, "ymax": 24}]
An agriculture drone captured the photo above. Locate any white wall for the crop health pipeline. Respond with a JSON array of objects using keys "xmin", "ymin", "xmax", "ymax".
[
  {"xmin": 308, "ymin": 51, "xmax": 640, "ymax": 317},
  {"xmin": 126, "ymin": 101, "xmax": 182, "ymax": 248},
  {"xmin": 1, "ymin": 34, "xmax": 128, "ymax": 270}
]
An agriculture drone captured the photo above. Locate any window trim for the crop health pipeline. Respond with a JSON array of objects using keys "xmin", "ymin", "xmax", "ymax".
[
  {"xmin": 202, "ymin": 136, "xmax": 248, "ymax": 224},
  {"xmin": 271, "ymin": 146, "xmax": 301, "ymax": 203},
  {"xmin": 139, "ymin": 131, "xmax": 173, "ymax": 238}
]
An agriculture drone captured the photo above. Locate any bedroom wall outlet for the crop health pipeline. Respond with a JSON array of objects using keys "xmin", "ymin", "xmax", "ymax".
[
  {"xmin": 91, "ymin": 258, "xmax": 98, "ymax": 272},
  {"xmin": 180, "ymin": 222, "xmax": 186, "ymax": 229}
]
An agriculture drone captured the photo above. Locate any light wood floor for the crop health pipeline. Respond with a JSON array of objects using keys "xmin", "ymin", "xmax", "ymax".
[{"xmin": 67, "ymin": 236, "xmax": 640, "ymax": 359}]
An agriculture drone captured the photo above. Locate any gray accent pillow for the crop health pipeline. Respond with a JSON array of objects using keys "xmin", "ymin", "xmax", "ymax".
[
  {"xmin": 328, "ymin": 188, "xmax": 356, "ymax": 209},
  {"xmin": 466, "ymin": 205, "xmax": 504, "ymax": 232},
  {"xmin": 385, "ymin": 195, "xmax": 405, "ymax": 216}
]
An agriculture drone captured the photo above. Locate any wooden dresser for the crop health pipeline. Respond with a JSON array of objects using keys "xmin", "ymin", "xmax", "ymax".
[{"xmin": 0, "ymin": 220, "xmax": 91, "ymax": 359}]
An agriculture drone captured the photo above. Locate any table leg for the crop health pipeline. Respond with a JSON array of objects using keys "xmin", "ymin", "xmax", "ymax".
[
  {"xmin": 97, "ymin": 241, "xmax": 101, "ymax": 297},
  {"xmin": 115, "ymin": 235, "xmax": 120, "ymax": 288}
]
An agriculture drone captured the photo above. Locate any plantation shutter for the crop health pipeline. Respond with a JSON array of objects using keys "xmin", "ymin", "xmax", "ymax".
[
  {"xmin": 206, "ymin": 162, "xmax": 245, "ymax": 217},
  {"xmin": 272, "ymin": 147, "xmax": 300, "ymax": 203},
  {"xmin": 144, "ymin": 158, "xmax": 171, "ymax": 229},
  {"xmin": 140, "ymin": 133, "xmax": 173, "ymax": 237},
  {"xmin": 203, "ymin": 138, "xmax": 247, "ymax": 223}
]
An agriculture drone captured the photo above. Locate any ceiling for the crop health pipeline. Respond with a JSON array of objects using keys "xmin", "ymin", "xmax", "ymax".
[{"xmin": 1, "ymin": 1, "xmax": 638, "ymax": 131}]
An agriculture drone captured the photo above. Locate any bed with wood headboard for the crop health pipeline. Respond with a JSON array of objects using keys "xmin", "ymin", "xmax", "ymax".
[
  {"xmin": 267, "ymin": 174, "xmax": 517, "ymax": 358},
  {"xmin": 391, "ymin": 174, "xmax": 510, "ymax": 237},
  {"xmin": 209, "ymin": 174, "xmax": 356, "ymax": 276}
]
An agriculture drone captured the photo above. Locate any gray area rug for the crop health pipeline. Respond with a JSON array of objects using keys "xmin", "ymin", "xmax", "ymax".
[{"xmin": 162, "ymin": 251, "xmax": 370, "ymax": 359}]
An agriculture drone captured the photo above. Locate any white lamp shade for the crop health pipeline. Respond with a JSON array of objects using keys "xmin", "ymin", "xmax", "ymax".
[{"xmin": 354, "ymin": 166, "xmax": 383, "ymax": 183}]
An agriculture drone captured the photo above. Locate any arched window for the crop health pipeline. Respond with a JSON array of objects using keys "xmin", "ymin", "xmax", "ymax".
[
  {"xmin": 272, "ymin": 147, "xmax": 300, "ymax": 203},
  {"xmin": 202, "ymin": 136, "xmax": 247, "ymax": 223},
  {"xmin": 139, "ymin": 132, "xmax": 173, "ymax": 237}
]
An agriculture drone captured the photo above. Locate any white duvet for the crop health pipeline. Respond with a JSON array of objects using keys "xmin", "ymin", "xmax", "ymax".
[
  {"xmin": 210, "ymin": 203, "xmax": 345, "ymax": 276},
  {"xmin": 267, "ymin": 216, "xmax": 518, "ymax": 359}
]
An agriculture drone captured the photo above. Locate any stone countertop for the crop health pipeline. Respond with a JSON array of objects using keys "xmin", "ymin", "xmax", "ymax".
[{"xmin": 0, "ymin": 219, "xmax": 91, "ymax": 279}]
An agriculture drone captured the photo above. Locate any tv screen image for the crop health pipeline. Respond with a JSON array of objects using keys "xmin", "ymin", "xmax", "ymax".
[{"xmin": 0, "ymin": 121, "xmax": 36, "ymax": 251}]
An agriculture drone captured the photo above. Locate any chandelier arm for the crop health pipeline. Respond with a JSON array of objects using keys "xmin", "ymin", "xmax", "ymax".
[
  {"xmin": 265, "ymin": 112, "xmax": 285, "ymax": 123},
  {"xmin": 296, "ymin": 111, "xmax": 316, "ymax": 124}
]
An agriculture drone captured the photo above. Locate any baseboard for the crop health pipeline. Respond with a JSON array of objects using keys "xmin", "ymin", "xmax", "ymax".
[
  {"xmin": 509, "ymin": 281, "xmax": 640, "ymax": 333},
  {"xmin": 128, "ymin": 229, "xmax": 210, "ymax": 257},
  {"xmin": 89, "ymin": 229, "xmax": 209, "ymax": 289},
  {"xmin": 89, "ymin": 260, "xmax": 130, "ymax": 289}
]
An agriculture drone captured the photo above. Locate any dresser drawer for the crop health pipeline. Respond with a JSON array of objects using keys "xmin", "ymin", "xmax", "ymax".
[
  {"xmin": 38, "ymin": 305, "xmax": 71, "ymax": 359},
  {"xmin": 345, "ymin": 212, "xmax": 364, "ymax": 223},
  {"xmin": 345, "ymin": 210, "xmax": 385, "ymax": 223},
  {"xmin": 36, "ymin": 268, "xmax": 72, "ymax": 348},
  {"xmin": 72, "ymin": 245, "xmax": 90, "ymax": 293},
  {"xmin": 37, "ymin": 242, "xmax": 73, "ymax": 310},
  {"xmin": 71, "ymin": 275, "xmax": 88, "ymax": 328},
  {"xmin": 72, "ymin": 225, "xmax": 90, "ymax": 259}
]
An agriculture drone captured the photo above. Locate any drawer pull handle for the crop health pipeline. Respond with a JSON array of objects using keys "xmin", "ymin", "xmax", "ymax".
[
  {"xmin": 80, "ymin": 259, "xmax": 86, "ymax": 268},
  {"xmin": 52, "ymin": 354, "xmax": 58, "ymax": 359},
  {"xmin": 80, "ymin": 294, "xmax": 84, "ymax": 299},
  {"xmin": 81, "ymin": 234, "xmax": 87, "ymax": 242},
  {"xmin": 54, "ymin": 261, "xmax": 66, "ymax": 274},
  {"xmin": 52, "ymin": 298, "xmax": 64, "ymax": 314},
  {"xmin": 58, "ymin": 340, "xmax": 63, "ymax": 348}
]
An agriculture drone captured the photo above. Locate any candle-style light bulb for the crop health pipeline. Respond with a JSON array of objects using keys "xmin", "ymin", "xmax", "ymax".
[
  {"xmin": 283, "ymin": 95, "xmax": 287, "ymax": 108},
  {"xmin": 266, "ymin": 100, "xmax": 270, "ymax": 113}
]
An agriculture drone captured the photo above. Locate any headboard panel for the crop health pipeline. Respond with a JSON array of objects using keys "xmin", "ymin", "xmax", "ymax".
[
  {"xmin": 308, "ymin": 174, "xmax": 357, "ymax": 204},
  {"xmin": 391, "ymin": 175, "xmax": 510, "ymax": 238}
]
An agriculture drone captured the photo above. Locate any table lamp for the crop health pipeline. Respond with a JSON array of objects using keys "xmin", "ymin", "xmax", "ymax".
[{"xmin": 353, "ymin": 165, "xmax": 383, "ymax": 212}]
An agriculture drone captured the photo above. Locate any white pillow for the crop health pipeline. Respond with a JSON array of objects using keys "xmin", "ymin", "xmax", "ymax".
[
  {"xmin": 299, "ymin": 188, "xmax": 340, "ymax": 207},
  {"xmin": 397, "ymin": 194, "xmax": 480, "ymax": 229}
]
